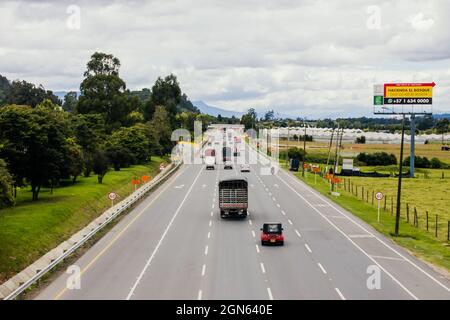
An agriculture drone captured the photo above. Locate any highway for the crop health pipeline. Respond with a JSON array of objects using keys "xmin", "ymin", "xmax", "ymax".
[{"xmin": 36, "ymin": 133, "xmax": 450, "ymax": 300}]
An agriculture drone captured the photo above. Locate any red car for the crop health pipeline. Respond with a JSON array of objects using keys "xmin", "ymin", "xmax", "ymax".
[{"xmin": 260, "ymin": 223, "xmax": 284, "ymax": 245}]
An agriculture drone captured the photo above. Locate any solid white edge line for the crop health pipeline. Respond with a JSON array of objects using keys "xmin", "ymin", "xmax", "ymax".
[
  {"xmin": 281, "ymin": 168, "xmax": 450, "ymax": 293},
  {"xmin": 276, "ymin": 171, "xmax": 419, "ymax": 300},
  {"xmin": 125, "ymin": 166, "xmax": 204, "ymax": 300}
]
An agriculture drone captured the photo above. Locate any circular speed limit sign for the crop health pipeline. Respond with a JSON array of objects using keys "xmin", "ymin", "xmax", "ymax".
[
  {"xmin": 108, "ymin": 192, "xmax": 117, "ymax": 201},
  {"xmin": 375, "ymin": 192, "xmax": 383, "ymax": 201}
]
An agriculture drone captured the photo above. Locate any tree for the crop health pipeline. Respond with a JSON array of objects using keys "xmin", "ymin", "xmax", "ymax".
[
  {"xmin": 0, "ymin": 158, "xmax": 14, "ymax": 208},
  {"xmin": 144, "ymin": 74, "xmax": 181, "ymax": 123},
  {"xmin": 0, "ymin": 105, "xmax": 71, "ymax": 200},
  {"xmin": 241, "ymin": 108, "xmax": 258, "ymax": 130},
  {"xmin": 264, "ymin": 110, "xmax": 275, "ymax": 121},
  {"xmin": 355, "ymin": 136, "xmax": 366, "ymax": 144},
  {"xmin": 92, "ymin": 150, "xmax": 109, "ymax": 184},
  {"xmin": 62, "ymin": 91, "xmax": 78, "ymax": 112},
  {"xmin": 288, "ymin": 147, "xmax": 306, "ymax": 161},
  {"xmin": 149, "ymin": 106, "xmax": 172, "ymax": 155},
  {"xmin": 62, "ymin": 138, "xmax": 84, "ymax": 184},
  {"xmin": 0, "ymin": 74, "xmax": 11, "ymax": 106},
  {"xmin": 6, "ymin": 80, "xmax": 61, "ymax": 107},
  {"xmin": 110, "ymin": 124, "xmax": 150, "ymax": 165},
  {"xmin": 70, "ymin": 114, "xmax": 106, "ymax": 177},
  {"xmin": 436, "ymin": 118, "xmax": 449, "ymax": 144},
  {"xmin": 77, "ymin": 52, "xmax": 139, "ymax": 131}
]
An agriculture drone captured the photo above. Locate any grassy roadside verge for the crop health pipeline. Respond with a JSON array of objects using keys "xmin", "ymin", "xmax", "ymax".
[
  {"xmin": 283, "ymin": 164, "xmax": 450, "ymax": 274},
  {"xmin": 0, "ymin": 157, "xmax": 167, "ymax": 283}
]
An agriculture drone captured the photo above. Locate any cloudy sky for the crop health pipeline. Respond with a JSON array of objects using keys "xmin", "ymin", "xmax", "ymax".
[{"xmin": 1, "ymin": 0, "xmax": 449, "ymax": 118}]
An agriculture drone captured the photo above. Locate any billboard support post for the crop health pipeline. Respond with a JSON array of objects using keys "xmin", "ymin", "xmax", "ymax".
[{"xmin": 410, "ymin": 114, "xmax": 415, "ymax": 178}]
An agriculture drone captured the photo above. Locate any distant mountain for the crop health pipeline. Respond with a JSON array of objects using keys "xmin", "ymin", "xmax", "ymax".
[{"xmin": 193, "ymin": 101, "xmax": 244, "ymax": 118}]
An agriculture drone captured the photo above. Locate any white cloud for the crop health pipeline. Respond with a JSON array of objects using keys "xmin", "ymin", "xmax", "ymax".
[{"xmin": 0, "ymin": 0, "xmax": 449, "ymax": 117}]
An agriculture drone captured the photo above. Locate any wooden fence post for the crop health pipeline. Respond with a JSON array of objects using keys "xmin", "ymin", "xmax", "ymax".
[
  {"xmin": 356, "ymin": 185, "xmax": 358, "ymax": 197},
  {"xmin": 362, "ymin": 186, "xmax": 364, "ymax": 200},
  {"xmin": 426, "ymin": 211, "xmax": 429, "ymax": 231},
  {"xmin": 414, "ymin": 207, "xmax": 418, "ymax": 228},
  {"xmin": 447, "ymin": 221, "xmax": 449, "ymax": 242},
  {"xmin": 372, "ymin": 191, "xmax": 374, "ymax": 205},
  {"xmin": 435, "ymin": 215, "xmax": 438, "ymax": 237},
  {"xmin": 391, "ymin": 197, "xmax": 393, "ymax": 214},
  {"xmin": 384, "ymin": 196, "xmax": 387, "ymax": 212},
  {"xmin": 366, "ymin": 190, "xmax": 369, "ymax": 203},
  {"xmin": 406, "ymin": 203, "xmax": 409, "ymax": 223}
]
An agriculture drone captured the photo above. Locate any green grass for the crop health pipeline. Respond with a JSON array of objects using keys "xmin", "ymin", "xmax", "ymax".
[
  {"xmin": 285, "ymin": 164, "xmax": 450, "ymax": 273},
  {"xmin": 0, "ymin": 157, "xmax": 167, "ymax": 283}
]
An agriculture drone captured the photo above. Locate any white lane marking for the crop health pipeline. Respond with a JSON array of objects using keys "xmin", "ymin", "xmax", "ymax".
[
  {"xmin": 126, "ymin": 167, "xmax": 203, "ymax": 300},
  {"xmin": 318, "ymin": 263, "xmax": 327, "ymax": 274},
  {"xmin": 276, "ymin": 171, "xmax": 421, "ymax": 299},
  {"xmin": 267, "ymin": 288, "xmax": 274, "ymax": 300},
  {"xmin": 251, "ymin": 230, "xmax": 256, "ymax": 238},
  {"xmin": 349, "ymin": 234, "xmax": 374, "ymax": 238},
  {"xmin": 212, "ymin": 203, "xmax": 215, "ymax": 209},
  {"xmin": 209, "ymin": 220, "xmax": 212, "ymax": 227},
  {"xmin": 198, "ymin": 290, "xmax": 202, "ymax": 300},
  {"xmin": 276, "ymin": 203, "xmax": 281, "ymax": 208},
  {"xmin": 210, "ymin": 211, "xmax": 213, "ymax": 217},
  {"xmin": 174, "ymin": 184, "xmax": 185, "ymax": 189},
  {"xmin": 335, "ymin": 288, "xmax": 346, "ymax": 300},
  {"xmin": 281, "ymin": 210, "xmax": 286, "ymax": 216},
  {"xmin": 260, "ymin": 263, "xmax": 266, "ymax": 274},
  {"xmin": 295, "ymin": 229, "xmax": 302, "ymax": 238},
  {"xmin": 282, "ymin": 168, "xmax": 450, "ymax": 293},
  {"xmin": 204, "ymin": 246, "xmax": 209, "ymax": 255},
  {"xmin": 207, "ymin": 232, "xmax": 211, "ymax": 239},
  {"xmin": 202, "ymin": 264, "xmax": 206, "ymax": 276},
  {"xmin": 265, "ymin": 188, "xmax": 269, "ymax": 192},
  {"xmin": 274, "ymin": 184, "xmax": 279, "ymax": 188},
  {"xmin": 371, "ymin": 255, "xmax": 406, "ymax": 262},
  {"xmin": 255, "ymin": 244, "xmax": 260, "ymax": 253},
  {"xmin": 269, "ymin": 192, "xmax": 272, "ymax": 196},
  {"xmin": 304, "ymin": 244, "xmax": 312, "ymax": 253},
  {"xmin": 249, "ymin": 219, "xmax": 253, "ymax": 225},
  {"xmin": 288, "ymin": 219, "xmax": 293, "ymax": 225},
  {"xmin": 202, "ymin": 184, "xmax": 207, "ymax": 188}
]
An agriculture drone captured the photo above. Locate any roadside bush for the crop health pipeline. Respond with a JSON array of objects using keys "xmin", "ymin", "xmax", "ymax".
[
  {"xmin": 288, "ymin": 147, "xmax": 306, "ymax": 161},
  {"xmin": 356, "ymin": 152, "xmax": 397, "ymax": 166},
  {"xmin": 355, "ymin": 136, "xmax": 366, "ymax": 144},
  {"xmin": 403, "ymin": 156, "xmax": 430, "ymax": 168}
]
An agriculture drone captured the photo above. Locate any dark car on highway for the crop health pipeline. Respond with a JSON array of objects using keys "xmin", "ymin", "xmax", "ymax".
[{"xmin": 260, "ymin": 223, "xmax": 284, "ymax": 245}]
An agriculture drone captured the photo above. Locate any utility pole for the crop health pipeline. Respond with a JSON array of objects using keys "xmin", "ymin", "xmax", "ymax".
[
  {"xmin": 325, "ymin": 127, "xmax": 335, "ymax": 174},
  {"xmin": 395, "ymin": 115, "xmax": 406, "ymax": 236},
  {"xmin": 410, "ymin": 114, "xmax": 415, "ymax": 178},
  {"xmin": 331, "ymin": 123, "xmax": 340, "ymax": 191},
  {"xmin": 302, "ymin": 119, "xmax": 307, "ymax": 177}
]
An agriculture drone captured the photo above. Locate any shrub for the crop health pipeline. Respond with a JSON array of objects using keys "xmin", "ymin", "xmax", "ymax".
[
  {"xmin": 355, "ymin": 136, "xmax": 366, "ymax": 144},
  {"xmin": 356, "ymin": 152, "xmax": 397, "ymax": 166}
]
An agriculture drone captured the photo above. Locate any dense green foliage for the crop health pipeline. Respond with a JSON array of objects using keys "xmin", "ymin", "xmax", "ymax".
[
  {"xmin": 0, "ymin": 159, "xmax": 14, "ymax": 208},
  {"xmin": 356, "ymin": 152, "xmax": 397, "ymax": 166}
]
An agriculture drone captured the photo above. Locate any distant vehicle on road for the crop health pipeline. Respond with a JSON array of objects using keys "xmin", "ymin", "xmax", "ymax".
[
  {"xmin": 224, "ymin": 161, "xmax": 233, "ymax": 170},
  {"xmin": 289, "ymin": 158, "xmax": 300, "ymax": 171},
  {"xmin": 240, "ymin": 164, "xmax": 250, "ymax": 172},
  {"xmin": 219, "ymin": 179, "xmax": 248, "ymax": 218},
  {"xmin": 222, "ymin": 146, "xmax": 232, "ymax": 162},
  {"xmin": 260, "ymin": 223, "xmax": 284, "ymax": 245},
  {"xmin": 205, "ymin": 156, "xmax": 215, "ymax": 170}
]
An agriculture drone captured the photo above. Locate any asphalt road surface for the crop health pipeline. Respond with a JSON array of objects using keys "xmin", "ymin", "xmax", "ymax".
[{"xmin": 36, "ymin": 143, "xmax": 450, "ymax": 300}]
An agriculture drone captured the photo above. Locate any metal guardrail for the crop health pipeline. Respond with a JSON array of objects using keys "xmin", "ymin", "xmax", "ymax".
[{"xmin": 3, "ymin": 160, "xmax": 182, "ymax": 300}]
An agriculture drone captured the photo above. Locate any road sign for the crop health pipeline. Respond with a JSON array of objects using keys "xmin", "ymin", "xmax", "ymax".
[
  {"xmin": 376, "ymin": 192, "xmax": 383, "ymax": 222},
  {"xmin": 374, "ymin": 95, "xmax": 383, "ymax": 105},
  {"xmin": 108, "ymin": 192, "xmax": 117, "ymax": 200},
  {"xmin": 383, "ymin": 82, "xmax": 434, "ymax": 105}
]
